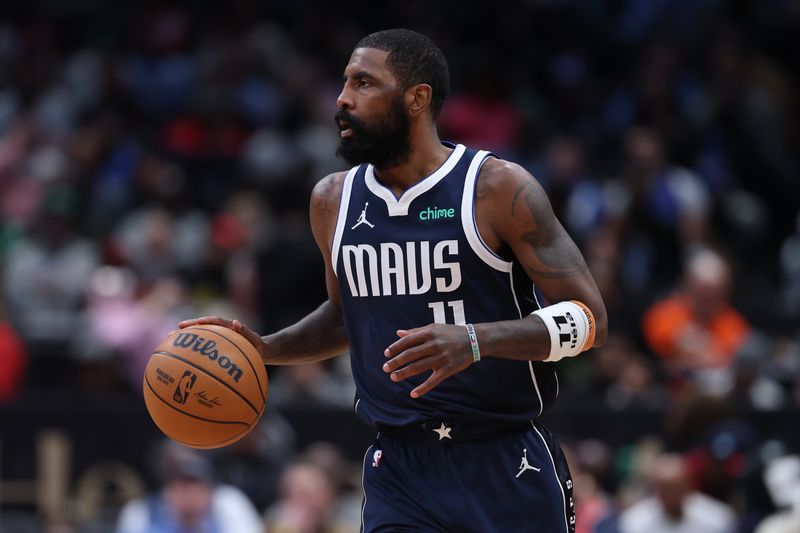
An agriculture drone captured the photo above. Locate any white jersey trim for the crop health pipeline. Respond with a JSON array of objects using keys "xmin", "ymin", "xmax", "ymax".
[
  {"xmin": 531, "ymin": 423, "xmax": 570, "ymax": 533},
  {"xmin": 528, "ymin": 284, "xmax": 546, "ymax": 414},
  {"xmin": 528, "ymin": 362, "xmax": 544, "ymax": 418},
  {"xmin": 365, "ymin": 144, "xmax": 466, "ymax": 217},
  {"xmin": 510, "ymin": 269, "xmax": 545, "ymax": 417},
  {"xmin": 554, "ymin": 372, "xmax": 560, "ymax": 399},
  {"xmin": 331, "ymin": 166, "xmax": 359, "ymax": 278},
  {"xmin": 461, "ymin": 150, "xmax": 513, "ymax": 273},
  {"xmin": 359, "ymin": 443, "xmax": 374, "ymax": 533}
]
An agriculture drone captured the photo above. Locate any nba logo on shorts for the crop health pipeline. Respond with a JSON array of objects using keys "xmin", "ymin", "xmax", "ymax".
[
  {"xmin": 173, "ymin": 370, "xmax": 197, "ymax": 404},
  {"xmin": 372, "ymin": 449, "xmax": 383, "ymax": 467}
]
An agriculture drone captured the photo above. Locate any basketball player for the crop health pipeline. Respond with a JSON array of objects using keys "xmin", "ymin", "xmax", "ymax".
[{"xmin": 181, "ymin": 29, "xmax": 607, "ymax": 532}]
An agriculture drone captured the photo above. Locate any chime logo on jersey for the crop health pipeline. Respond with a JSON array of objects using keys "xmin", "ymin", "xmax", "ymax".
[
  {"xmin": 419, "ymin": 206, "xmax": 455, "ymax": 221},
  {"xmin": 341, "ymin": 239, "xmax": 461, "ymax": 297}
]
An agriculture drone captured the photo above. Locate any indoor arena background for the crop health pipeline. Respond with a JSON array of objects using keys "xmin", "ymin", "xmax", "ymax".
[{"xmin": 0, "ymin": 1, "xmax": 799, "ymax": 532}]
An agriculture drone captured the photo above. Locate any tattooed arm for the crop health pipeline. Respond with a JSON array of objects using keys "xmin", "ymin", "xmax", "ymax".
[
  {"xmin": 383, "ymin": 158, "xmax": 607, "ymax": 397},
  {"xmin": 180, "ymin": 172, "xmax": 350, "ymax": 364},
  {"xmin": 467, "ymin": 158, "xmax": 607, "ymax": 359}
]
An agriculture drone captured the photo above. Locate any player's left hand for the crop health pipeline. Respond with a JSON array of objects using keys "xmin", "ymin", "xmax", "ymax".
[{"xmin": 383, "ymin": 323, "xmax": 474, "ymax": 398}]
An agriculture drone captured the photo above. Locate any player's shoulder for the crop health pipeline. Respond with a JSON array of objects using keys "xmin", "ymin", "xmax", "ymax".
[
  {"xmin": 311, "ymin": 170, "xmax": 349, "ymax": 203},
  {"xmin": 476, "ymin": 155, "xmax": 543, "ymax": 198},
  {"xmin": 310, "ymin": 170, "xmax": 350, "ymax": 245},
  {"xmin": 479, "ymin": 156, "xmax": 532, "ymax": 182}
]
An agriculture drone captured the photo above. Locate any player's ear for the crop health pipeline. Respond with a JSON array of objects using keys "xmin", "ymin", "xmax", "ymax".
[{"xmin": 406, "ymin": 83, "xmax": 432, "ymax": 118}]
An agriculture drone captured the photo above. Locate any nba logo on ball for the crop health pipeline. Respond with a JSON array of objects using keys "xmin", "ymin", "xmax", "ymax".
[
  {"xmin": 173, "ymin": 371, "xmax": 196, "ymax": 404},
  {"xmin": 143, "ymin": 325, "xmax": 269, "ymax": 449}
]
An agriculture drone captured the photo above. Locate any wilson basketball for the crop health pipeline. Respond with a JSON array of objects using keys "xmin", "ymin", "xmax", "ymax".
[{"xmin": 143, "ymin": 324, "xmax": 268, "ymax": 449}]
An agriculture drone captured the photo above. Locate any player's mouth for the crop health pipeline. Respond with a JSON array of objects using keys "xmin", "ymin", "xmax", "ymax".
[
  {"xmin": 335, "ymin": 110, "xmax": 360, "ymax": 139},
  {"xmin": 338, "ymin": 120, "xmax": 353, "ymax": 138}
]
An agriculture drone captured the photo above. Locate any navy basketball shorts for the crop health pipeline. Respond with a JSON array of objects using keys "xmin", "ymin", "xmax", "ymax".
[{"xmin": 360, "ymin": 420, "xmax": 575, "ymax": 532}]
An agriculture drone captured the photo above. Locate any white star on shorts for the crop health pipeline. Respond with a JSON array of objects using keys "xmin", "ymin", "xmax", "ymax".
[{"xmin": 433, "ymin": 423, "xmax": 452, "ymax": 440}]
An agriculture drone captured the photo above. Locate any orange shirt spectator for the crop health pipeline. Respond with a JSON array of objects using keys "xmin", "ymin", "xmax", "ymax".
[
  {"xmin": 643, "ymin": 294, "xmax": 750, "ymax": 368},
  {"xmin": 642, "ymin": 248, "xmax": 750, "ymax": 371}
]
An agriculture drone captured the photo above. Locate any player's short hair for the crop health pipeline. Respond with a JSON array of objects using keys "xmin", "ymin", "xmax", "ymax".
[{"xmin": 356, "ymin": 29, "xmax": 450, "ymax": 119}]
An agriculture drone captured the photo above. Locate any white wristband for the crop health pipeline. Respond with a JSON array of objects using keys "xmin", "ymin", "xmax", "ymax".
[
  {"xmin": 532, "ymin": 301, "xmax": 596, "ymax": 362},
  {"xmin": 464, "ymin": 323, "xmax": 481, "ymax": 363}
]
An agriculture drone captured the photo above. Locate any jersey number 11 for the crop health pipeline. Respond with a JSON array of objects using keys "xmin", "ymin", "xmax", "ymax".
[{"xmin": 428, "ymin": 300, "xmax": 466, "ymax": 325}]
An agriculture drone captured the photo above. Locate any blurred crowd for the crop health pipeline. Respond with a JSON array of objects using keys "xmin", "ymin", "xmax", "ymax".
[{"xmin": 0, "ymin": 0, "xmax": 799, "ymax": 532}]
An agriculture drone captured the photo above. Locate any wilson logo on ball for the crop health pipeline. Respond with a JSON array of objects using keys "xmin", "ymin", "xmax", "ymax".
[{"xmin": 172, "ymin": 333, "xmax": 244, "ymax": 383}]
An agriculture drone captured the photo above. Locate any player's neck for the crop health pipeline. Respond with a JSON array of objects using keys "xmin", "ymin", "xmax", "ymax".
[{"xmin": 372, "ymin": 127, "xmax": 451, "ymax": 194}]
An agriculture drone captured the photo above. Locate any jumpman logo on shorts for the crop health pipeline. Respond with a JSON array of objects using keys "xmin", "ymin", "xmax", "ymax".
[
  {"xmin": 352, "ymin": 202, "xmax": 375, "ymax": 229},
  {"xmin": 516, "ymin": 448, "xmax": 541, "ymax": 478}
]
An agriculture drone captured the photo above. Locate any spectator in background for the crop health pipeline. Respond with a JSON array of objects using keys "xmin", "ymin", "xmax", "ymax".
[
  {"xmin": 605, "ymin": 350, "xmax": 666, "ymax": 412},
  {"xmin": 730, "ymin": 332, "xmax": 800, "ymax": 412},
  {"xmin": 204, "ymin": 188, "xmax": 274, "ymax": 330},
  {"xmin": 581, "ymin": 332, "xmax": 668, "ymax": 411},
  {"xmin": 3, "ymin": 188, "xmax": 99, "ymax": 388},
  {"xmin": 620, "ymin": 453, "xmax": 737, "ymax": 533},
  {"xmin": 85, "ymin": 269, "xmax": 190, "ymax": 391},
  {"xmin": 615, "ymin": 127, "xmax": 711, "ymax": 295},
  {"xmin": 780, "ymin": 212, "xmax": 800, "ymax": 320},
  {"xmin": 565, "ymin": 440, "xmax": 615, "ymax": 533},
  {"xmin": 756, "ymin": 454, "xmax": 800, "ymax": 533},
  {"xmin": 0, "ymin": 303, "xmax": 26, "ymax": 404},
  {"xmin": 642, "ymin": 247, "xmax": 750, "ymax": 394},
  {"xmin": 210, "ymin": 412, "xmax": 298, "ymax": 512},
  {"xmin": 537, "ymin": 135, "xmax": 606, "ymax": 247},
  {"xmin": 263, "ymin": 454, "xmax": 358, "ymax": 533},
  {"xmin": 267, "ymin": 361, "xmax": 356, "ymax": 411},
  {"xmin": 112, "ymin": 203, "xmax": 209, "ymax": 284},
  {"xmin": 437, "ymin": 62, "xmax": 521, "ymax": 156},
  {"xmin": 302, "ymin": 442, "xmax": 362, "ymax": 532},
  {"xmin": 115, "ymin": 440, "xmax": 262, "ymax": 533}
]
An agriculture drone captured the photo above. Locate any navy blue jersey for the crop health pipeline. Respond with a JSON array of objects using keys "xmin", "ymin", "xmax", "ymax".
[{"xmin": 332, "ymin": 144, "xmax": 558, "ymax": 427}]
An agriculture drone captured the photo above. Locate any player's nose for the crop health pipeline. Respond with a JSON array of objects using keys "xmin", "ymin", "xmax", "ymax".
[{"xmin": 337, "ymin": 86, "xmax": 353, "ymax": 110}]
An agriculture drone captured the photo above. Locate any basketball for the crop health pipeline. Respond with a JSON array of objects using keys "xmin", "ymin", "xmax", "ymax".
[{"xmin": 143, "ymin": 324, "xmax": 268, "ymax": 449}]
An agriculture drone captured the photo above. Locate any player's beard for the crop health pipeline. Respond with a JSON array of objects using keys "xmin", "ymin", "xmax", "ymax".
[{"xmin": 335, "ymin": 93, "xmax": 411, "ymax": 169}]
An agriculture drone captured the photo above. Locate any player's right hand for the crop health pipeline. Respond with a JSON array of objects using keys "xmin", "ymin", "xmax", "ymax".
[{"xmin": 177, "ymin": 316, "xmax": 265, "ymax": 359}]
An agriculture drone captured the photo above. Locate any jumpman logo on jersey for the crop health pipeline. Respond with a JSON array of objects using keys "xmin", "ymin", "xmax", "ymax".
[
  {"xmin": 351, "ymin": 202, "xmax": 375, "ymax": 229},
  {"xmin": 516, "ymin": 448, "xmax": 541, "ymax": 478}
]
